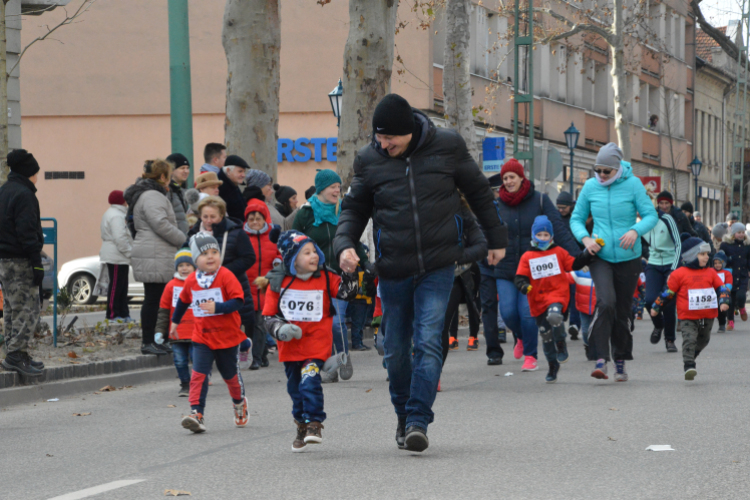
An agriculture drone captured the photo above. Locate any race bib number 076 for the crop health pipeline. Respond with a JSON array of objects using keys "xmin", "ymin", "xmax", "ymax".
[
  {"xmin": 529, "ymin": 254, "xmax": 561, "ymax": 280},
  {"xmin": 280, "ymin": 289, "xmax": 324, "ymax": 322},
  {"xmin": 688, "ymin": 287, "xmax": 717, "ymax": 311}
]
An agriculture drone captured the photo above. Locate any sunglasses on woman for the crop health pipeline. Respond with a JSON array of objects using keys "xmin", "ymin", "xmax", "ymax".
[{"xmin": 594, "ymin": 167, "xmax": 614, "ymax": 175}]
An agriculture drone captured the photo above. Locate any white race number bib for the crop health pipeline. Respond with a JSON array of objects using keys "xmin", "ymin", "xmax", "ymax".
[
  {"xmin": 280, "ymin": 289, "xmax": 324, "ymax": 322},
  {"xmin": 172, "ymin": 286, "xmax": 183, "ymax": 308},
  {"xmin": 688, "ymin": 287, "xmax": 717, "ymax": 311},
  {"xmin": 718, "ymin": 273, "xmax": 726, "ymax": 283},
  {"xmin": 191, "ymin": 288, "xmax": 224, "ymax": 317},
  {"xmin": 529, "ymin": 254, "xmax": 561, "ymax": 280}
]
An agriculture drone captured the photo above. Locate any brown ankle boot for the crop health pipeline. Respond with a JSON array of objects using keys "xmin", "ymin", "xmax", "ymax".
[
  {"xmin": 304, "ymin": 421, "xmax": 324, "ymax": 444},
  {"xmin": 293, "ymin": 421, "xmax": 308, "ymax": 452}
]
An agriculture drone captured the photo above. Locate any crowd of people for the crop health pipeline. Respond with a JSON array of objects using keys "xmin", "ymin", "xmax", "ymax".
[{"xmin": 0, "ymin": 93, "xmax": 745, "ymax": 455}]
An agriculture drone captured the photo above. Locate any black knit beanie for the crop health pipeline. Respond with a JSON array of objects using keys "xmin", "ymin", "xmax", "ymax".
[
  {"xmin": 372, "ymin": 94, "xmax": 415, "ymax": 136},
  {"xmin": 7, "ymin": 149, "xmax": 40, "ymax": 178},
  {"xmin": 304, "ymin": 185, "xmax": 316, "ymax": 201},
  {"xmin": 274, "ymin": 184, "xmax": 297, "ymax": 205}
]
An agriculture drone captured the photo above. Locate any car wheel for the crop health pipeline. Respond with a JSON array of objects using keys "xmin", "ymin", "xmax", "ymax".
[{"xmin": 68, "ymin": 273, "xmax": 97, "ymax": 305}]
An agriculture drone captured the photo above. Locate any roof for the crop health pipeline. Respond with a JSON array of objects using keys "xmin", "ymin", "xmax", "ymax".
[{"xmin": 696, "ymin": 27, "xmax": 726, "ymax": 64}]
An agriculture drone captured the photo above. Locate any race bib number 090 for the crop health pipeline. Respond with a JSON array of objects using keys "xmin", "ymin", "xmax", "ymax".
[
  {"xmin": 688, "ymin": 287, "xmax": 717, "ymax": 311},
  {"xmin": 191, "ymin": 288, "xmax": 224, "ymax": 317},
  {"xmin": 529, "ymin": 254, "xmax": 561, "ymax": 279},
  {"xmin": 280, "ymin": 289, "xmax": 324, "ymax": 322}
]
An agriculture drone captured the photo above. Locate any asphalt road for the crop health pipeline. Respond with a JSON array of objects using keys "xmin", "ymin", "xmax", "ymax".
[{"xmin": 4, "ymin": 319, "xmax": 750, "ymax": 500}]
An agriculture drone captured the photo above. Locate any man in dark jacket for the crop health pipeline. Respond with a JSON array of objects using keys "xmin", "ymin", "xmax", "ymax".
[
  {"xmin": 680, "ymin": 201, "xmax": 712, "ymax": 245},
  {"xmin": 656, "ymin": 191, "xmax": 698, "ymax": 237},
  {"xmin": 219, "ymin": 154, "xmax": 249, "ymax": 221},
  {"xmin": 334, "ymin": 94, "xmax": 507, "ymax": 452},
  {"xmin": 0, "ymin": 150, "xmax": 45, "ymax": 377},
  {"xmin": 166, "ymin": 153, "xmax": 190, "ymax": 235},
  {"xmin": 555, "ymin": 191, "xmax": 581, "ymax": 339}
]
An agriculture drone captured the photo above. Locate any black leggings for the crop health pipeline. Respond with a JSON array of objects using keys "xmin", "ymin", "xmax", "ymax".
[
  {"xmin": 441, "ymin": 278, "xmax": 480, "ymax": 366},
  {"xmin": 141, "ymin": 282, "xmax": 167, "ymax": 345}
]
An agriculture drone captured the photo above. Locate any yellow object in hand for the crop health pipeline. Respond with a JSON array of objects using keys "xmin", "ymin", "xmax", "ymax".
[
  {"xmin": 595, "ymin": 238, "xmax": 605, "ymax": 247},
  {"xmin": 526, "ymin": 285, "xmax": 533, "ymax": 294}
]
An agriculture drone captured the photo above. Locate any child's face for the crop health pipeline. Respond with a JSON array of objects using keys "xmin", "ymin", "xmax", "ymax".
[
  {"xmin": 535, "ymin": 231, "xmax": 551, "ymax": 242},
  {"xmin": 294, "ymin": 242, "xmax": 319, "ymax": 274},
  {"xmin": 736, "ymin": 231, "xmax": 746, "ymax": 241},
  {"xmin": 197, "ymin": 248, "xmax": 221, "ymax": 274},
  {"xmin": 713, "ymin": 259, "xmax": 724, "ymax": 271},
  {"xmin": 246, "ymin": 212, "xmax": 265, "ymax": 231},
  {"xmin": 697, "ymin": 252, "xmax": 709, "ymax": 267},
  {"xmin": 177, "ymin": 262, "xmax": 195, "ymax": 278}
]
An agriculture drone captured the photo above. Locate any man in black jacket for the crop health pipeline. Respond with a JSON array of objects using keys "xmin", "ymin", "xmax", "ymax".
[
  {"xmin": 334, "ymin": 94, "xmax": 507, "ymax": 452},
  {"xmin": 680, "ymin": 201, "xmax": 712, "ymax": 245},
  {"xmin": 656, "ymin": 191, "xmax": 698, "ymax": 237},
  {"xmin": 219, "ymin": 154, "xmax": 249, "ymax": 221},
  {"xmin": 0, "ymin": 150, "xmax": 45, "ymax": 377}
]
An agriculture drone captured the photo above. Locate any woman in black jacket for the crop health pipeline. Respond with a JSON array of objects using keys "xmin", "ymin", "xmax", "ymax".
[{"xmin": 186, "ymin": 196, "xmax": 256, "ymax": 352}]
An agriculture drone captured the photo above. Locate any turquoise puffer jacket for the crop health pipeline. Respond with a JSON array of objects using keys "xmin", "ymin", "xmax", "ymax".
[{"xmin": 570, "ymin": 161, "xmax": 658, "ymax": 263}]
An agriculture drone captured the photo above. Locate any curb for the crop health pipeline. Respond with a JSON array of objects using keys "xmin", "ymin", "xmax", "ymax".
[
  {"xmin": 1, "ymin": 365, "xmax": 177, "ymax": 407},
  {"xmin": 0, "ymin": 353, "xmax": 175, "ymax": 389}
]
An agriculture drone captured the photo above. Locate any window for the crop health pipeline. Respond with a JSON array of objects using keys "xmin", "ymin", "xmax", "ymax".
[{"xmin": 44, "ymin": 171, "xmax": 85, "ymax": 180}]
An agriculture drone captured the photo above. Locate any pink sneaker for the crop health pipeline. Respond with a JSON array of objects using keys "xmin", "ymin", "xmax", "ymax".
[
  {"xmin": 239, "ymin": 351, "xmax": 250, "ymax": 370},
  {"xmin": 728, "ymin": 320, "xmax": 735, "ymax": 331},
  {"xmin": 521, "ymin": 356, "xmax": 538, "ymax": 371},
  {"xmin": 513, "ymin": 339, "xmax": 524, "ymax": 360}
]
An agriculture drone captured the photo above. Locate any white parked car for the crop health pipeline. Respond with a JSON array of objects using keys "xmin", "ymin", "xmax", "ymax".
[{"xmin": 58, "ymin": 256, "xmax": 144, "ymax": 305}]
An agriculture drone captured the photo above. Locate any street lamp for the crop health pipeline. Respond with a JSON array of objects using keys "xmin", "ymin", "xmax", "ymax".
[
  {"xmin": 689, "ymin": 156, "xmax": 703, "ymax": 209},
  {"xmin": 328, "ymin": 78, "xmax": 343, "ymax": 127},
  {"xmin": 564, "ymin": 122, "xmax": 580, "ymax": 195}
]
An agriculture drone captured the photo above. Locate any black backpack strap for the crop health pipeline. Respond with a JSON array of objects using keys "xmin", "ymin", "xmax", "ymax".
[{"xmin": 276, "ymin": 275, "xmax": 297, "ymax": 321}]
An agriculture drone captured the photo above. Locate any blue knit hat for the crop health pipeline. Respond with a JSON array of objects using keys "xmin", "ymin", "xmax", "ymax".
[
  {"xmin": 680, "ymin": 233, "xmax": 711, "ymax": 266},
  {"xmin": 531, "ymin": 215, "xmax": 554, "ymax": 250},
  {"xmin": 315, "ymin": 169, "xmax": 342, "ymax": 194},
  {"xmin": 713, "ymin": 251, "xmax": 727, "ymax": 266},
  {"xmin": 174, "ymin": 248, "xmax": 194, "ymax": 270},
  {"xmin": 277, "ymin": 230, "xmax": 325, "ymax": 276}
]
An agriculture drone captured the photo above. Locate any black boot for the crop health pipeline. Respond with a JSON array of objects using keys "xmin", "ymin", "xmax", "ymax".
[
  {"xmin": 498, "ymin": 328, "xmax": 507, "ymax": 344},
  {"xmin": 2, "ymin": 351, "xmax": 43, "ymax": 377},
  {"xmin": 141, "ymin": 343, "xmax": 166, "ymax": 355},
  {"xmin": 28, "ymin": 355, "xmax": 44, "ymax": 369},
  {"xmin": 396, "ymin": 416, "xmax": 407, "ymax": 450},
  {"xmin": 650, "ymin": 327, "xmax": 663, "ymax": 344},
  {"xmin": 404, "ymin": 425, "xmax": 429, "ymax": 452},
  {"xmin": 157, "ymin": 342, "xmax": 173, "ymax": 354}
]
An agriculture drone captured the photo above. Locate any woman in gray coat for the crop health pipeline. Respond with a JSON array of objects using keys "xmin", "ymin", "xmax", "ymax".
[{"xmin": 124, "ymin": 159, "xmax": 186, "ymax": 355}]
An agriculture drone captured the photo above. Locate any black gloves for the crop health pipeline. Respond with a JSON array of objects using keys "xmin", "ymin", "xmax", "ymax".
[{"xmin": 32, "ymin": 266, "xmax": 45, "ymax": 286}]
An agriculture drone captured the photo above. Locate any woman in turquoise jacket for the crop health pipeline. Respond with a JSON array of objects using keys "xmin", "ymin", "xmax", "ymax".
[{"xmin": 569, "ymin": 143, "xmax": 658, "ymax": 381}]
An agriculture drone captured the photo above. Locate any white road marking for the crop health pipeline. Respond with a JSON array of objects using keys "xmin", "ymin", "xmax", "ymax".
[{"xmin": 47, "ymin": 480, "xmax": 145, "ymax": 500}]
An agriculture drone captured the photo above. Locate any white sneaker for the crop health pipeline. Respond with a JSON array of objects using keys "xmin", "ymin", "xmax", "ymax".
[{"xmin": 239, "ymin": 351, "xmax": 251, "ymax": 370}]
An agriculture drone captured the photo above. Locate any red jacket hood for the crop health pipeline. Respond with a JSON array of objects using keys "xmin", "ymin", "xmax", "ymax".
[{"xmin": 244, "ymin": 199, "xmax": 272, "ymax": 225}]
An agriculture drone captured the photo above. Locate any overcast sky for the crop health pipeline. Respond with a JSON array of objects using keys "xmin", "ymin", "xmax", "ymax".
[{"xmin": 701, "ymin": 0, "xmax": 746, "ymax": 34}]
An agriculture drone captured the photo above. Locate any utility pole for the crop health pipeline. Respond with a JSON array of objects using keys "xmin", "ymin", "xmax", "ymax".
[
  {"xmin": 731, "ymin": 0, "xmax": 750, "ymax": 220},
  {"xmin": 513, "ymin": 0, "xmax": 534, "ymax": 179},
  {"xmin": 168, "ymin": 0, "xmax": 195, "ymax": 186}
]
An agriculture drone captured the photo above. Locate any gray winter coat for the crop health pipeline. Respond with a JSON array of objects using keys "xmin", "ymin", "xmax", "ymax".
[
  {"xmin": 167, "ymin": 181, "xmax": 189, "ymax": 235},
  {"xmin": 129, "ymin": 187, "xmax": 186, "ymax": 283},
  {"xmin": 99, "ymin": 204, "xmax": 132, "ymax": 265}
]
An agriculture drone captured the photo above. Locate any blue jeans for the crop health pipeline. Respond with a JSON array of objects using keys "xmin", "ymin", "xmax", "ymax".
[
  {"xmin": 284, "ymin": 359, "xmax": 326, "ymax": 423},
  {"xmin": 568, "ymin": 284, "xmax": 580, "ymax": 329},
  {"xmin": 580, "ymin": 313, "xmax": 593, "ymax": 345},
  {"xmin": 380, "ymin": 266, "xmax": 454, "ymax": 430},
  {"xmin": 496, "ymin": 279, "xmax": 538, "ymax": 358},
  {"xmin": 331, "ymin": 298, "xmax": 350, "ymax": 354},
  {"xmin": 645, "ymin": 264, "xmax": 676, "ymax": 341},
  {"xmin": 172, "ymin": 342, "xmax": 193, "ymax": 384},
  {"xmin": 348, "ymin": 300, "xmax": 370, "ymax": 347}
]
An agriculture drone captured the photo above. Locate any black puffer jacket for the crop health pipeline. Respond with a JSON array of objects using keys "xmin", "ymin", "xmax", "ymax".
[
  {"xmin": 689, "ymin": 216, "xmax": 712, "ymax": 245},
  {"xmin": 187, "ymin": 217, "xmax": 256, "ymax": 324},
  {"xmin": 669, "ymin": 206, "xmax": 698, "ymax": 238},
  {"xmin": 333, "ymin": 110, "xmax": 507, "ymax": 280},
  {"xmin": 719, "ymin": 235, "xmax": 750, "ymax": 283},
  {"xmin": 0, "ymin": 172, "xmax": 43, "ymax": 266},
  {"xmin": 218, "ymin": 169, "xmax": 247, "ymax": 222}
]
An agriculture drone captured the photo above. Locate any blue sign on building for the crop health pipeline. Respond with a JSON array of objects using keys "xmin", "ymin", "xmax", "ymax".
[
  {"xmin": 482, "ymin": 137, "xmax": 505, "ymax": 172},
  {"xmin": 278, "ymin": 137, "xmax": 337, "ymax": 163}
]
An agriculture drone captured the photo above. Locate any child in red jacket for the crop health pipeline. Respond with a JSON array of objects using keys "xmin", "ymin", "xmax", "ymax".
[
  {"xmin": 712, "ymin": 251, "xmax": 733, "ymax": 332},
  {"xmin": 155, "ymin": 248, "xmax": 196, "ymax": 397},
  {"xmin": 244, "ymin": 199, "xmax": 281, "ymax": 369},
  {"xmin": 171, "ymin": 234, "xmax": 249, "ymax": 433},
  {"xmin": 262, "ymin": 230, "xmax": 358, "ymax": 452},
  {"xmin": 515, "ymin": 216, "xmax": 592, "ymax": 383},
  {"xmin": 651, "ymin": 237, "xmax": 730, "ymax": 380}
]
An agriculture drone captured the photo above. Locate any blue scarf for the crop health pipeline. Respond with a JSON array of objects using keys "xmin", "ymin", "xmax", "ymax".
[{"xmin": 309, "ymin": 195, "xmax": 339, "ymax": 227}]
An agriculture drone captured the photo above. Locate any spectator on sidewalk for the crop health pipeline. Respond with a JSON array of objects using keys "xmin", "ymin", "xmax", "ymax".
[
  {"xmin": 333, "ymin": 93, "xmax": 507, "ymax": 452},
  {"xmin": 273, "ymin": 183, "xmax": 299, "ymax": 221},
  {"xmin": 199, "ymin": 143, "xmax": 226, "ymax": 174},
  {"xmin": 166, "ymin": 153, "xmax": 191, "ymax": 235},
  {"xmin": 98, "ymin": 190, "xmax": 133, "ymax": 322},
  {"xmin": 218, "ymin": 154, "xmax": 249, "ymax": 222},
  {"xmin": 556, "ymin": 190, "xmax": 582, "ymax": 340},
  {"xmin": 244, "ymin": 169, "xmax": 297, "ymax": 230},
  {"xmin": 0, "ymin": 149, "xmax": 46, "ymax": 377},
  {"xmin": 680, "ymin": 202, "xmax": 712, "ymax": 246}
]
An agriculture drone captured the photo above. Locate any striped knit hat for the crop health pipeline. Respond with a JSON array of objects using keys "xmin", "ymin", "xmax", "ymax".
[{"xmin": 174, "ymin": 248, "xmax": 194, "ymax": 270}]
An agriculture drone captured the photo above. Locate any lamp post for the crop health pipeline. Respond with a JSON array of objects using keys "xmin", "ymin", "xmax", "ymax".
[
  {"xmin": 328, "ymin": 78, "xmax": 343, "ymax": 127},
  {"xmin": 564, "ymin": 122, "xmax": 580, "ymax": 195},
  {"xmin": 689, "ymin": 156, "xmax": 703, "ymax": 209}
]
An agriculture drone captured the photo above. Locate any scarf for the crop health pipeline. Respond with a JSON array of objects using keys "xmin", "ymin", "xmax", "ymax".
[
  {"xmin": 173, "ymin": 272, "xmax": 187, "ymax": 281},
  {"xmin": 595, "ymin": 163, "xmax": 624, "ymax": 187},
  {"xmin": 244, "ymin": 222, "xmax": 269, "ymax": 235},
  {"xmin": 310, "ymin": 195, "xmax": 340, "ymax": 227},
  {"xmin": 199, "ymin": 222, "xmax": 214, "ymax": 236},
  {"xmin": 498, "ymin": 178, "xmax": 531, "ymax": 207},
  {"xmin": 195, "ymin": 269, "xmax": 218, "ymax": 289}
]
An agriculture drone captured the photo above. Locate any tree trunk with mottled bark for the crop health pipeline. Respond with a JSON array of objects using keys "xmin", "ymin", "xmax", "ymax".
[
  {"xmin": 337, "ymin": 0, "xmax": 398, "ymax": 189},
  {"xmin": 610, "ymin": 0, "xmax": 631, "ymax": 161},
  {"xmin": 0, "ymin": 1, "xmax": 9, "ymax": 185},
  {"xmin": 222, "ymin": 0, "xmax": 280, "ymax": 180},
  {"xmin": 443, "ymin": 0, "xmax": 477, "ymax": 160}
]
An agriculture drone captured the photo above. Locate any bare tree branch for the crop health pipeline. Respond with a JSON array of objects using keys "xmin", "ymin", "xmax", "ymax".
[
  {"xmin": 691, "ymin": 0, "xmax": 744, "ymax": 65},
  {"xmin": 8, "ymin": 0, "xmax": 95, "ymax": 77},
  {"xmin": 534, "ymin": 8, "xmax": 614, "ymax": 44}
]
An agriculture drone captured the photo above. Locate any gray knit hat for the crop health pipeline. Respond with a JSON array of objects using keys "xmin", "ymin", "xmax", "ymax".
[
  {"xmin": 189, "ymin": 233, "xmax": 220, "ymax": 262},
  {"xmin": 595, "ymin": 143, "xmax": 623, "ymax": 169},
  {"xmin": 730, "ymin": 222, "xmax": 746, "ymax": 237},
  {"xmin": 245, "ymin": 169, "xmax": 272, "ymax": 189},
  {"xmin": 712, "ymin": 222, "xmax": 728, "ymax": 240}
]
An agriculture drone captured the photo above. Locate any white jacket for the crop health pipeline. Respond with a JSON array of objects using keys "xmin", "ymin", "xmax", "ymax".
[{"xmin": 99, "ymin": 204, "xmax": 132, "ymax": 265}]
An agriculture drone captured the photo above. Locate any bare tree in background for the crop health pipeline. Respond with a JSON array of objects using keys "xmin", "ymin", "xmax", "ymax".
[
  {"xmin": 336, "ymin": 0, "xmax": 398, "ymax": 189},
  {"xmin": 443, "ymin": 0, "xmax": 478, "ymax": 160},
  {"xmin": 222, "ymin": 0, "xmax": 280, "ymax": 180}
]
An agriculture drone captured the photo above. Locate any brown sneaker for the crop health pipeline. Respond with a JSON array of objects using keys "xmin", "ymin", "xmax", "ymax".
[
  {"xmin": 304, "ymin": 421, "xmax": 324, "ymax": 444},
  {"xmin": 293, "ymin": 421, "xmax": 308, "ymax": 453}
]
